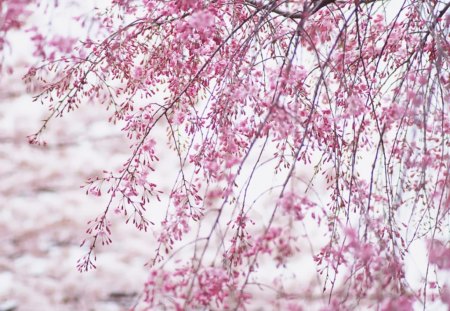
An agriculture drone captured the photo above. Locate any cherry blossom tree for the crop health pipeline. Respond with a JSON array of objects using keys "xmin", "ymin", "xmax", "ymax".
[{"xmin": 3, "ymin": 0, "xmax": 450, "ymax": 309}]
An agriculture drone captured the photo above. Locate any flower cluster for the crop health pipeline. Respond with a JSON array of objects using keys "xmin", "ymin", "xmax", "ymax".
[{"xmin": 13, "ymin": 0, "xmax": 450, "ymax": 309}]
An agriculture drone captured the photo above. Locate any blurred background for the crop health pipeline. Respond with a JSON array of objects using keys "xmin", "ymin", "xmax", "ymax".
[{"xmin": 0, "ymin": 2, "xmax": 155, "ymax": 310}]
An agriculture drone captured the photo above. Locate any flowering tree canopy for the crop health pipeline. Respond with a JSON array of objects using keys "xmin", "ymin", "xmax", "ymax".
[{"xmin": 2, "ymin": 0, "xmax": 450, "ymax": 309}]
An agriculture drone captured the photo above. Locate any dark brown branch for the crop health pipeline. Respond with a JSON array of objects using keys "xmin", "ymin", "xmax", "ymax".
[
  {"xmin": 244, "ymin": 0, "xmax": 305, "ymax": 18},
  {"xmin": 244, "ymin": 0, "xmax": 381, "ymax": 18}
]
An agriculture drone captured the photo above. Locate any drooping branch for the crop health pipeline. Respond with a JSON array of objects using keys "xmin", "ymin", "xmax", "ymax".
[{"xmin": 244, "ymin": 0, "xmax": 381, "ymax": 18}]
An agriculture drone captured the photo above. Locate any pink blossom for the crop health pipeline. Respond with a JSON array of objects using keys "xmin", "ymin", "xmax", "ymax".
[
  {"xmin": 3, "ymin": 0, "xmax": 449, "ymax": 309},
  {"xmin": 428, "ymin": 239, "xmax": 450, "ymax": 270}
]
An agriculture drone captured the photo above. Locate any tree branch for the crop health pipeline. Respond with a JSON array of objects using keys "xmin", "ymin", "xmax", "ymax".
[{"xmin": 244, "ymin": 0, "xmax": 381, "ymax": 18}]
